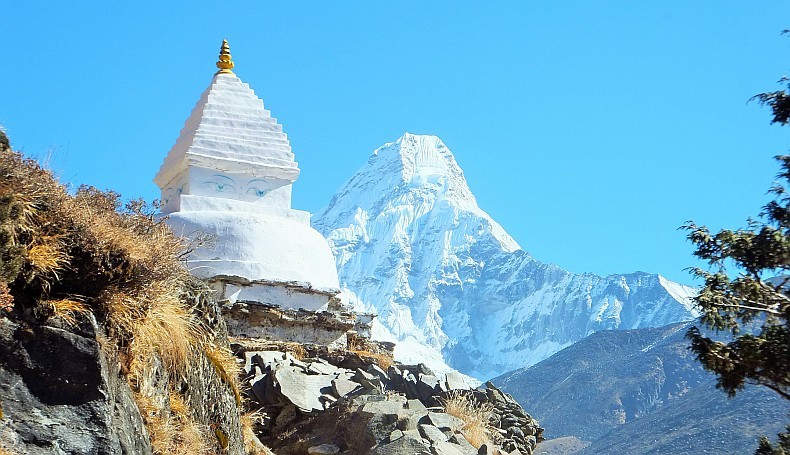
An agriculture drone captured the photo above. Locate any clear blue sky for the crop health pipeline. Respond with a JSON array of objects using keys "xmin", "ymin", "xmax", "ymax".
[{"xmin": 2, "ymin": 2, "xmax": 788, "ymax": 285}]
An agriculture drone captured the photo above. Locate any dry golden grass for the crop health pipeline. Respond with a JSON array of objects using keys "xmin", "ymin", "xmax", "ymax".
[
  {"xmin": 26, "ymin": 235, "xmax": 68, "ymax": 279},
  {"xmin": 45, "ymin": 298, "xmax": 91, "ymax": 327},
  {"xmin": 136, "ymin": 390, "xmax": 215, "ymax": 455},
  {"xmin": 351, "ymin": 349, "xmax": 394, "ymax": 371},
  {"xmin": 442, "ymin": 390, "xmax": 497, "ymax": 449},
  {"xmin": 0, "ymin": 448, "xmax": 17, "ymax": 455},
  {"xmin": 206, "ymin": 345, "xmax": 245, "ymax": 406},
  {"xmin": 240, "ymin": 411, "xmax": 272, "ymax": 455}
]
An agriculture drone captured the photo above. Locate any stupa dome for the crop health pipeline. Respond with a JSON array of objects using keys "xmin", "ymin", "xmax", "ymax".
[{"xmin": 155, "ymin": 40, "xmax": 341, "ymax": 310}]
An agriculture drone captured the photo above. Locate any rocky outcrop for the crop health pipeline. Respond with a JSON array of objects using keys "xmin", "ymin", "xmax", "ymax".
[
  {"xmin": 0, "ymin": 316, "xmax": 150, "ymax": 454},
  {"xmin": 236, "ymin": 343, "xmax": 543, "ymax": 455}
]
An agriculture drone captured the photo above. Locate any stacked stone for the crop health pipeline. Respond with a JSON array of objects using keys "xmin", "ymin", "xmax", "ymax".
[{"xmin": 458, "ymin": 382, "xmax": 544, "ymax": 455}]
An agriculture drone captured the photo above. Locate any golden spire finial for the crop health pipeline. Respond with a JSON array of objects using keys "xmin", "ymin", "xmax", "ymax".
[{"xmin": 216, "ymin": 39, "xmax": 235, "ymax": 75}]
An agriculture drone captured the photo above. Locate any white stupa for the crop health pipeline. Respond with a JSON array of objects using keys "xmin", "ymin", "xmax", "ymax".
[{"xmin": 155, "ymin": 40, "xmax": 341, "ymax": 311}]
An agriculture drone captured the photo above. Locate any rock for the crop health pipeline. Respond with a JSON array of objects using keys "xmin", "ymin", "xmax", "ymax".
[
  {"xmin": 0, "ymin": 318, "xmax": 151, "ymax": 455},
  {"xmin": 361, "ymin": 399, "xmax": 406, "ymax": 418},
  {"xmin": 397, "ymin": 414, "xmax": 421, "ymax": 431},
  {"xmin": 367, "ymin": 363, "xmax": 390, "ymax": 383},
  {"xmin": 273, "ymin": 364, "xmax": 334, "ymax": 412},
  {"xmin": 432, "ymin": 440, "xmax": 467, "ymax": 455},
  {"xmin": 371, "ymin": 433, "xmax": 431, "ymax": 455},
  {"xmin": 355, "ymin": 368, "xmax": 382, "ymax": 391},
  {"xmin": 478, "ymin": 444, "xmax": 492, "ymax": 455},
  {"xmin": 404, "ymin": 373, "xmax": 420, "ymax": 399},
  {"xmin": 406, "ymin": 398, "xmax": 428, "ymax": 415},
  {"xmin": 274, "ymin": 403, "xmax": 298, "ymax": 431},
  {"xmin": 252, "ymin": 350, "xmax": 287, "ymax": 370},
  {"xmin": 419, "ymin": 424, "xmax": 449, "ymax": 444},
  {"xmin": 389, "ymin": 429, "xmax": 404, "ymax": 441},
  {"xmin": 423, "ymin": 412, "xmax": 464, "ymax": 432},
  {"xmin": 332, "ymin": 377, "xmax": 362, "ymax": 398},
  {"xmin": 417, "ymin": 374, "xmax": 441, "ymax": 400},
  {"xmin": 448, "ymin": 434, "xmax": 478, "ymax": 455},
  {"xmin": 445, "ymin": 371, "xmax": 470, "ymax": 391},
  {"xmin": 308, "ymin": 443, "xmax": 341, "ymax": 454},
  {"xmin": 308, "ymin": 360, "xmax": 340, "ymax": 376},
  {"xmin": 367, "ymin": 412, "xmax": 401, "ymax": 444},
  {"xmin": 251, "ymin": 373, "xmax": 269, "ymax": 404}
]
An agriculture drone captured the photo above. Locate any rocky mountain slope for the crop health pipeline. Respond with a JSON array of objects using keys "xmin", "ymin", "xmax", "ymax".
[
  {"xmin": 493, "ymin": 323, "xmax": 789, "ymax": 455},
  {"xmin": 313, "ymin": 133, "xmax": 698, "ymax": 379}
]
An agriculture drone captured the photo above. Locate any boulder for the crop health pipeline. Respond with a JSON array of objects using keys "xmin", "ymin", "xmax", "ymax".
[
  {"xmin": 445, "ymin": 371, "xmax": 470, "ymax": 391},
  {"xmin": 0, "ymin": 318, "xmax": 151, "ymax": 455},
  {"xmin": 332, "ymin": 377, "xmax": 362, "ymax": 398},
  {"xmin": 418, "ymin": 424, "xmax": 448, "ymax": 444},
  {"xmin": 423, "ymin": 412, "xmax": 464, "ymax": 432},
  {"xmin": 273, "ymin": 365, "xmax": 334, "ymax": 412},
  {"xmin": 371, "ymin": 433, "xmax": 431, "ymax": 455}
]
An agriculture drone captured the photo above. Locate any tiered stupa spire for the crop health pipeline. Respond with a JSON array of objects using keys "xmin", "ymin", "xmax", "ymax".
[
  {"xmin": 154, "ymin": 40, "xmax": 341, "ymax": 311},
  {"xmin": 216, "ymin": 39, "xmax": 235, "ymax": 74}
]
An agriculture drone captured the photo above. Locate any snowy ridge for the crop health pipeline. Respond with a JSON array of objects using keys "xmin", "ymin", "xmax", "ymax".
[{"xmin": 314, "ymin": 133, "xmax": 698, "ymax": 379}]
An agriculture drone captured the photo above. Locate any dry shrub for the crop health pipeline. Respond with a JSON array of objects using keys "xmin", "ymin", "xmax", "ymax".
[
  {"xmin": 442, "ymin": 390, "xmax": 498, "ymax": 449},
  {"xmin": 206, "ymin": 345, "xmax": 244, "ymax": 406},
  {"xmin": 44, "ymin": 298, "xmax": 91, "ymax": 327},
  {"xmin": 351, "ymin": 349, "xmax": 393, "ymax": 371},
  {"xmin": 136, "ymin": 390, "xmax": 214, "ymax": 455},
  {"xmin": 26, "ymin": 235, "xmax": 68, "ymax": 279}
]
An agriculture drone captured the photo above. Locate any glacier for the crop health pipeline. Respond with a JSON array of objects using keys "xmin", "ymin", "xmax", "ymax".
[{"xmin": 313, "ymin": 133, "xmax": 698, "ymax": 380}]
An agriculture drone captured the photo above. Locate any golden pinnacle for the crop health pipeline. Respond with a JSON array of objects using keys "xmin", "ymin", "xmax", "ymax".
[{"xmin": 216, "ymin": 39, "xmax": 235, "ymax": 75}]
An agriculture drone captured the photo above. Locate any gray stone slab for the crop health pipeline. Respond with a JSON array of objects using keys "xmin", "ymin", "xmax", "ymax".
[
  {"xmin": 360, "ymin": 399, "xmax": 406, "ymax": 418},
  {"xmin": 274, "ymin": 365, "xmax": 334, "ymax": 412},
  {"xmin": 424, "ymin": 412, "xmax": 464, "ymax": 432},
  {"xmin": 252, "ymin": 351, "xmax": 287, "ymax": 370},
  {"xmin": 332, "ymin": 377, "xmax": 362, "ymax": 398},
  {"xmin": 448, "ymin": 434, "xmax": 478, "ymax": 455},
  {"xmin": 417, "ymin": 374, "xmax": 440, "ymax": 401},
  {"xmin": 371, "ymin": 434, "xmax": 431, "ymax": 455},
  {"xmin": 418, "ymin": 424, "xmax": 448, "ymax": 444},
  {"xmin": 406, "ymin": 399, "xmax": 428, "ymax": 414},
  {"xmin": 308, "ymin": 360, "xmax": 341, "ymax": 376},
  {"xmin": 445, "ymin": 371, "xmax": 470, "ymax": 391},
  {"xmin": 355, "ymin": 368, "xmax": 382, "ymax": 390}
]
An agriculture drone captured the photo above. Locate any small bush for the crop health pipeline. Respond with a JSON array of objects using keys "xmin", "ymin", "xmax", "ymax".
[{"xmin": 441, "ymin": 390, "xmax": 498, "ymax": 449}]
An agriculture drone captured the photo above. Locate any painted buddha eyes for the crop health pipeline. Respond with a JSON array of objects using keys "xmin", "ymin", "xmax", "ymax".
[
  {"xmin": 247, "ymin": 187, "xmax": 268, "ymax": 197},
  {"xmin": 203, "ymin": 175, "xmax": 268, "ymax": 199}
]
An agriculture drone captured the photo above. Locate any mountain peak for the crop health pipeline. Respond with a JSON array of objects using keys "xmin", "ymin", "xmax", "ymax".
[
  {"xmin": 315, "ymin": 134, "xmax": 520, "ymax": 254},
  {"xmin": 367, "ymin": 133, "xmax": 478, "ymax": 208}
]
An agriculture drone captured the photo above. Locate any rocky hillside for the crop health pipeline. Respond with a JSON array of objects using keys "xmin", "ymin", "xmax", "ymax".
[
  {"xmin": 314, "ymin": 133, "xmax": 698, "ymax": 379},
  {"xmin": 0, "ymin": 131, "xmax": 254, "ymax": 454},
  {"xmin": 493, "ymin": 323, "xmax": 790, "ymax": 455}
]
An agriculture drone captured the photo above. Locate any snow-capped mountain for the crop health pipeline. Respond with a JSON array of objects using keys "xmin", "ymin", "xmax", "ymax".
[{"xmin": 313, "ymin": 133, "xmax": 697, "ymax": 380}]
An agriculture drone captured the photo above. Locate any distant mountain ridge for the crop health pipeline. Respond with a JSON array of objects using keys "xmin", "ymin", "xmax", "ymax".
[
  {"xmin": 313, "ymin": 133, "xmax": 698, "ymax": 379},
  {"xmin": 493, "ymin": 323, "xmax": 789, "ymax": 455}
]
